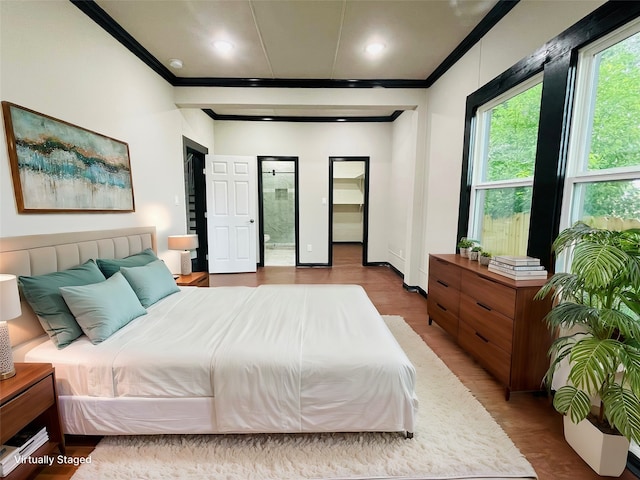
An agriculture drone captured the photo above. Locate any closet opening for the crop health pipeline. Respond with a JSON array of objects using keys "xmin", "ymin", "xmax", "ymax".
[
  {"xmin": 328, "ymin": 157, "xmax": 370, "ymax": 266},
  {"xmin": 258, "ymin": 156, "xmax": 299, "ymax": 267}
]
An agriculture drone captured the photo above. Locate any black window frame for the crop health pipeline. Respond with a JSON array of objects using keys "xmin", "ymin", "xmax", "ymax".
[{"xmin": 457, "ymin": 1, "xmax": 640, "ymax": 271}]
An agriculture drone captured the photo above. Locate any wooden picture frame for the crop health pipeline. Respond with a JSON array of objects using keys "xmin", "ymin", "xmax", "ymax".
[{"xmin": 2, "ymin": 102, "xmax": 135, "ymax": 213}]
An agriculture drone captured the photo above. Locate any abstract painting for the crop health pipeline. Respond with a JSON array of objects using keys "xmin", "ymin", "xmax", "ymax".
[{"xmin": 2, "ymin": 102, "xmax": 135, "ymax": 213}]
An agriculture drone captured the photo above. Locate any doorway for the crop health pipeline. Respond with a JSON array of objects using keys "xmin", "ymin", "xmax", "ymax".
[
  {"xmin": 182, "ymin": 137, "xmax": 208, "ymax": 272},
  {"xmin": 258, "ymin": 156, "xmax": 299, "ymax": 267},
  {"xmin": 329, "ymin": 157, "xmax": 370, "ymax": 266}
]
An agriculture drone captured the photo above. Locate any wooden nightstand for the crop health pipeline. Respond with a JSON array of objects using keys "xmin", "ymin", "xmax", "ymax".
[
  {"xmin": 0, "ymin": 363, "xmax": 65, "ymax": 479},
  {"xmin": 175, "ymin": 271, "xmax": 209, "ymax": 287}
]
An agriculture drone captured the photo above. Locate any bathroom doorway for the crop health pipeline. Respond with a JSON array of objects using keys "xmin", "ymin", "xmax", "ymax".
[{"xmin": 258, "ymin": 156, "xmax": 299, "ymax": 267}]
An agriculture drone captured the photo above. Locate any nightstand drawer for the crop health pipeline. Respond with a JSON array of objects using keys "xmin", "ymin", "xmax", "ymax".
[{"xmin": 1, "ymin": 375, "xmax": 54, "ymax": 443}]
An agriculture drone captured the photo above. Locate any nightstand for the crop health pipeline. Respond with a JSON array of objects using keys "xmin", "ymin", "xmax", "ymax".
[
  {"xmin": 0, "ymin": 363, "xmax": 65, "ymax": 479},
  {"xmin": 175, "ymin": 271, "xmax": 209, "ymax": 287}
]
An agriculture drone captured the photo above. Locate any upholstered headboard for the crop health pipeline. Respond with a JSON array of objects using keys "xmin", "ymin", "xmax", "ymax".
[{"xmin": 0, "ymin": 227, "xmax": 156, "ymax": 350}]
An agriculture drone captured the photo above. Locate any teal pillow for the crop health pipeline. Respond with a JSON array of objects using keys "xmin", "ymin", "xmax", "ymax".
[
  {"xmin": 60, "ymin": 272, "xmax": 147, "ymax": 344},
  {"xmin": 120, "ymin": 259, "xmax": 180, "ymax": 308},
  {"xmin": 19, "ymin": 260, "xmax": 106, "ymax": 348},
  {"xmin": 96, "ymin": 248, "xmax": 158, "ymax": 278}
]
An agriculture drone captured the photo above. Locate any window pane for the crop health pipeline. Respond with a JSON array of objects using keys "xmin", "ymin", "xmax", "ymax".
[
  {"xmin": 588, "ymin": 32, "xmax": 640, "ymax": 171},
  {"xmin": 483, "ymin": 83, "xmax": 542, "ymax": 182},
  {"xmin": 474, "ymin": 186, "xmax": 532, "ymax": 256},
  {"xmin": 571, "ymin": 179, "xmax": 640, "ymax": 229}
]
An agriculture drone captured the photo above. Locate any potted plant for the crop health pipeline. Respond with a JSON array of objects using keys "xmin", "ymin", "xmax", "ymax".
[
  {"xmin": 536, "ymin": 221, "xmax": 640, "ymax": 476},
  {"xmin": 479, "ymin": 251, "xmax": 492, "ymax": 265},
  {"xmin": 470, "ymin": 245, "xmax": 482, "ymax": 261},
  {"xmin": 457, "ymin": 238, "xmax": 475, "ymax": 258}
]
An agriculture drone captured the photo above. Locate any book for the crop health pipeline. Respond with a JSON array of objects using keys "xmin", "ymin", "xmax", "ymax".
[
  {"xmin": 488, "ymin": 265, "xmax": 548, "ymax": 280},
  {"xmin": 489, "ymin": 259, "xmax": 546, "ymax": 271},
  {"xmin": 493, "ymin": 255, "xmax": 541, "ymax": 266},
  {"xmin": 1, "ymin": 426, "xmax": 49, "ymax": 477}
]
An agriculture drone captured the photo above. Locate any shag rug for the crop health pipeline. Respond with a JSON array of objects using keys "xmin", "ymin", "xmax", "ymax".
[{"xmin": 72, "ymin": 316, "xmax": 537, "ymax": 480}]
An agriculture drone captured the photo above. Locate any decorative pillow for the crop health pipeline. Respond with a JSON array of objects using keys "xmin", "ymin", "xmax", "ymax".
[
  {"xmin": 19, "ymin": 260, "xmax": 106, "ymax": 348},
  {"xmin": 96, "ymin": 248, "xmax": 158, "ymax": 278},
  {"xmin": 120, "ymin": 259, "xmax": 180, "ymax": 308},
  {"xmin": 60, "ymin": 272, "xmax": 147, "ymax": 344}
]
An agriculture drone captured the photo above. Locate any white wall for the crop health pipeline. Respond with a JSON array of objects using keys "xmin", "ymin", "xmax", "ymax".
[
  {"xmin": 418, "ymin": 0, "xmax": 606, "ymax": 289},
  {"xmin": 0, "ymin": 1, "xmax": 215, "ymax": 272},
  {"xmin": 213, "ymin": 121, "xmax": 392, "ymax": 264}
]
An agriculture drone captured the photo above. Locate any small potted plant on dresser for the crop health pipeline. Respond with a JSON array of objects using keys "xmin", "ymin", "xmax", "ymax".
[
  {"xmin": 470, "ymin": 245, "xmax": 482, "ymax": 261},
  {"xmin": 536, "ymin": 222, "xmax": 640, "ymax": 477},
  {"xmin": 479, "ymin": 251, "xmax": 492, "ymax": 266},
  {"xmin": 457, "ymin": 238, "xmax": 474, "ymax": 258}
]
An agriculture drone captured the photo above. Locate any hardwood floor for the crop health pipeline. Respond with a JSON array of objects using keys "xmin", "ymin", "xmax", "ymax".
[{"xmin": 36, "ymin": 244, "xmax": 636, "ymax": 479}]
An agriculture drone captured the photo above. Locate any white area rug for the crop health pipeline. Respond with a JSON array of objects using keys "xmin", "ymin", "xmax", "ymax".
[{"xmin": 72, "ymin": 316, "xmax": 536, "ymax": 480}]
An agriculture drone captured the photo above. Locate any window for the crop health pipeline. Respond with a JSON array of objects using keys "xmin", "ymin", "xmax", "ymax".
[
  {"xmin": 468, "ymin": 76, "xmax": 543, "ymax": 256},
  {"xmin": 563, "ymin": 21, "xmax": 640, "ymax": 231}
]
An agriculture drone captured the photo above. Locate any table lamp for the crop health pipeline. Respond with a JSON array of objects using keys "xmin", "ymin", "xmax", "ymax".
[
  {"xmin": 168, "ymin": 234, "xmax": 199, "ymax": 275},
  {"xmin": 0, "ymin": 274, "xmax": 21, "ymax": 380}
]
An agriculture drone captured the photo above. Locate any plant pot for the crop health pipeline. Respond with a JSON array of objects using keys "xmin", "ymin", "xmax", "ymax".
[
  {"xmin": 563, "ymin": 415, "xmax": 630, "ymax": 477},
  {"xmin": 459, "ymin": 247, "xmax": 471, "ymax": 258},
  {"xmin": 469, "ymin": 251, "xmax": 479, "ymax": 261},
  {"xmin": 479, "ymin": 256, "xmax": 491, "ymax": 266}
]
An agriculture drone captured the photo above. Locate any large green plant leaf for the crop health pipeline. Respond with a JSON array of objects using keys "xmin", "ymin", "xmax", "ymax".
[
  {"xmin": 553, "ymin": 385, "xmax": 591, "ymax": 424},
  {"xmin": 568, "ymin": 338, "xmax": 620, "ymax": 394},
  {"xmin": 545, "ymin": 303, "xmax": 601, "ymax": 333},
  {"xmin": 621, "ymin": 342, "xmax": 640, "ymax": 395},
  {"xmin": 601, "ymin": 384, "xmax": 640, "ymax": 444},
  {"xmin": 572, "ymin": 242, "xmax": 629, "ymax": 291}
]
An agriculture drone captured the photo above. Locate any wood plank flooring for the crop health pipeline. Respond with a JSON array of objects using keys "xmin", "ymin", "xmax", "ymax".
[{"xmin": 36, "ymin": 244, "xmax": 636, "ymax": 479}]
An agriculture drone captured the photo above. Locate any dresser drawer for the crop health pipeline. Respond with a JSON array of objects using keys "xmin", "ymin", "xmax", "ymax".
[
  {"xmin": 460, "ymin": 293, "xmax": 514, "ymax": 353},
  {"xmin": 428, "ymin": 278, "xmax": 459, "ymax": 316},
  {"xmin": 459, "ymin": 322, "xmax": 511, "ymax": 386},
  {"xmin": 461, "ymin": 270, "xmax": 516, "ymax": 318},
  {"xmin": 429, "ymin": 256, "xmax": 461, "ymax": 290},
  {"xmin": 1, "ymin": 375, "xmax": 54, "ymax": 442},
  {"xmin": 428, "ymin": 299, "xmax": 459, "ymax": 338}
]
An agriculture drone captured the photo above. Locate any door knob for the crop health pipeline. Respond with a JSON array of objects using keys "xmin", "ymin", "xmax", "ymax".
[{"xmin": 250, "ymin": 219, "xmax": 255, "ymax": 223}]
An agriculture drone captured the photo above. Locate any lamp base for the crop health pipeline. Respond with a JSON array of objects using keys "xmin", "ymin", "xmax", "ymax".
[
  {"xmin": 0, "ymin": 368, "xmax": 15, "ymax": 380},
  {"xmin": 180, "ymin": 250, "xmax": 193, "ymax": 275}
]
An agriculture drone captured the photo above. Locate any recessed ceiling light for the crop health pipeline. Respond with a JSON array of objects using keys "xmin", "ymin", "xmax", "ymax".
[
  {"xmin": 365, "ymin": 43, "xmax": 385, "ymax": 55},
  {"xmin": 214, "ymin": 40, "xmax": 234, "ymax": 52},
  {"xmin": 168, "ymin": 58, "xmax": 183, "ymax": 69}
]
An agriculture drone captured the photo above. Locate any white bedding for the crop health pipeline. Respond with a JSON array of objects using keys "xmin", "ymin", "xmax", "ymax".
[{"xmin": 26, "ymin": 284, "xmax": 417, "ymax": 434}]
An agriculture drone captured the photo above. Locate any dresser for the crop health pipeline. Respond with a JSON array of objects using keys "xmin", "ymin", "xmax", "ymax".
[{"xmin": 427, "ymin": 254, "xmax": 553, "ymax": 399}]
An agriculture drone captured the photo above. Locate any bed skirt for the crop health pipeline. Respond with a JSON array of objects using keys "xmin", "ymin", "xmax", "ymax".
[{"xmin": 59, "ymin": 395, "xmax": 414, "ymax": 436}]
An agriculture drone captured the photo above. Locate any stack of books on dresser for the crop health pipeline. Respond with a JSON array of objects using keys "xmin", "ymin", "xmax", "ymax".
[
  {"xmin": 488, "ymin": 255, "xmax": 548, "ymax": 280},
  {"xmin": 0, "ymin": 425, "xmax": 49, "ymax": 477}
]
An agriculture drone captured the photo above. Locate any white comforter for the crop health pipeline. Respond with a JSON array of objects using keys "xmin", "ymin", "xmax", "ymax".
[{"xmin": 27, "ymin": 284, "xmax": 417, "ymax": 433}]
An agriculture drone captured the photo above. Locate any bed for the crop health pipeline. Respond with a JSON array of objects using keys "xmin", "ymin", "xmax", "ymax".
[{"xmin": 0, "ymin": 227, "xmax": 417, "ymax": 437}]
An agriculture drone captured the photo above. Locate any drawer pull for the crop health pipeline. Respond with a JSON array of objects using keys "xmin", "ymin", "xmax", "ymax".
[
  {"xmin": 475, "ymin": 332, "xmax": 490, "ymax": 343},
  {"xmin": 437, "ymin": 279, "xmax": 449, "ymax": 288},
  {"xmin": 436, "ymin": 303, "xmax": 447, "ymax": 312},
  {"xmin": 477, "ymin": 302, "xmax": 492, "ymax": 311}
]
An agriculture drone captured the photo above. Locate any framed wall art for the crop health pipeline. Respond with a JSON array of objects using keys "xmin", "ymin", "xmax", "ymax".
[{"xmin": 2, "ymin": 101, "xmax": 135, "ymax": 213}]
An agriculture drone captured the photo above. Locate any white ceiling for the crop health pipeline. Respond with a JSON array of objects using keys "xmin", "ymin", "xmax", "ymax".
[{"xmin": 92, "ymin": 0, "xmax": 501, "ymax": 118}]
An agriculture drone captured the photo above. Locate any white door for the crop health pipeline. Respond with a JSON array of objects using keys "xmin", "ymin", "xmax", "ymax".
[{"xmin": 205, "ymin": 155, "xmax": 257, "ymax": 273}]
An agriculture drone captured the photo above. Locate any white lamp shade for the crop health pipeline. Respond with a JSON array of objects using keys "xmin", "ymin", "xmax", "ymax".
[
  {"xmin": 168, "ymin": 234, "xmax": 199, "ymax": 251},
  {"xmin": 0, "ymin": 274, "xmax": 19, "ymax": 380},
  {"xmin": 0, "ymin": 274, "xmax": 21, "ymax": 321}
]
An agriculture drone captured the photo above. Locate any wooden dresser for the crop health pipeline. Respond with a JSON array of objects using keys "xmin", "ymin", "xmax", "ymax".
[{"xmin": 427, "ymin": 254, "xmax": 553, "ymax": 399}]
